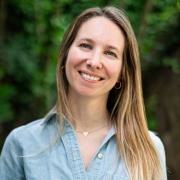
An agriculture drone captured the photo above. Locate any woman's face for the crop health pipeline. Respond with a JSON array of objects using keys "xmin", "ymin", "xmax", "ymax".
[{"xmin": 65, "ymin": 16, "xmax": 125, "ymax": 99}]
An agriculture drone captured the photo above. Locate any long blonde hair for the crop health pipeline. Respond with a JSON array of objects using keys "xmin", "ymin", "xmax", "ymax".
[{"xmin": 56, "ymin": 6, "xmax": 162, "ymax": 180}]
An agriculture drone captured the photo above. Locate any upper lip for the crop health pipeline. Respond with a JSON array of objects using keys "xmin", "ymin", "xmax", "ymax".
[{"xmin": 78, "ymin": 70, "xmax": 104, "ymax": 80}]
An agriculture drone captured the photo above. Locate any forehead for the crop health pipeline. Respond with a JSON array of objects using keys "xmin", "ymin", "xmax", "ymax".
[{"xmin": 75, "ymin": 16, "xmax": 125, "ymax": 49}]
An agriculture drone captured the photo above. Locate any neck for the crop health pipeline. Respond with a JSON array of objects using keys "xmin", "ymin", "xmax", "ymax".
[{"xmin": 67, "ymin": 93, "xmax": 110, "ymax": 131}]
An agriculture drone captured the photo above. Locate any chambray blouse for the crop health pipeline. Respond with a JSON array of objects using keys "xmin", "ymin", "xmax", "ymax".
[{"xmin": 0, "ymin": 113, "xmax": 167, "ymax": 180}]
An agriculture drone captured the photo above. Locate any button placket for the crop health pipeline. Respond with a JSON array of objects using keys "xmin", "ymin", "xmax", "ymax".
[
  {"xmin": 90, "ymin": 149, "xmax": 105, "ymax": 179},
  {"xmin": 68, "ymin": 133, "xmax": 87, "ymax": 180},
  {"xmin": 61, "ymin": 121, "xmax": 88, "ymax": 180}
]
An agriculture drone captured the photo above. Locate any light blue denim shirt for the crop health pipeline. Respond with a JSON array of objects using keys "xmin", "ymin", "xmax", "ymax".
[{"xmin": 0, "ymin": 113, "xmax": 167, "ymax": 180}]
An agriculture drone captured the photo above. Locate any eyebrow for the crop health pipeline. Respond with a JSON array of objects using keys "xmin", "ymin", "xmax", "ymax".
[
  {"xmin": 79, "ymin": 38, "xmax": 93, "ymax": 43},
  {"xmin": 79, "ymin": 38, "xmax": 121, "ymax": 52}
]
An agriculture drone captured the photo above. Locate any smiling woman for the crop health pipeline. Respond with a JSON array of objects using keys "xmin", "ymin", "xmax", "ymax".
[{"xmin": 0, "ymin": 6, "xmax": 167, "ymax": 180}]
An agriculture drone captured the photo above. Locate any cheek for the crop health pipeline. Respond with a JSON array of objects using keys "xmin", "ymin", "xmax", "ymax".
[
  {"xmin": 65, "ymin": 49, "xmax": 75, "ymax": 82},
  {"xmin": 65, "ymin": 49, "xmax": 78, "ymax": 76},
  {"xmin": 107, "ymin": 62, "xmax": 122, "ymax": 80},
  {"xmin": 65, "ymin": 48, "xmax": 84, "ymax": 81},
  {"xmin": 66, "ymin": 48, "xmax": 76, "ymax": 67},
  {"xmin": 66, "ymin": 47, "xmax": 86, "ymax": 67}
]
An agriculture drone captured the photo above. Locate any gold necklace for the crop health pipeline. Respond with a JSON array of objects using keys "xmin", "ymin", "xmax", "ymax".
[{"xmin": 75, "ymin": 124, "xmax": 108, "ymax": 137}]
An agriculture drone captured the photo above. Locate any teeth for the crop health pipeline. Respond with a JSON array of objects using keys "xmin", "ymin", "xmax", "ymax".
[{"xmin": 81, "ymin": 72, "xmax": 101, "ymax": 81}]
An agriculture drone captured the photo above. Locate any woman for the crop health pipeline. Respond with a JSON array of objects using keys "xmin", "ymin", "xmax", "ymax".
[{"xmin": 0, "ymin": 6, "xmax": 167, "ymax": 180}]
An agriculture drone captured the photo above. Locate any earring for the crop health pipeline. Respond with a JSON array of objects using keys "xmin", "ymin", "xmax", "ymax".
[{"xmin": 115, "ymin": 81, "xmax": 121, "ymax": 89}]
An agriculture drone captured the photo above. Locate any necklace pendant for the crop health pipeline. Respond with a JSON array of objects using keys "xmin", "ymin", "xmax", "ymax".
[{"xmin": 83, "ymin": 132, "xmax": 89, "ymax": 136}]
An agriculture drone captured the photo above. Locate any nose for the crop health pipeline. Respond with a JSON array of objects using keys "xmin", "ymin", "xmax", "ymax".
[{"xmin": 86, "ymin": 50, "xmax": 103, "ymax": 69}]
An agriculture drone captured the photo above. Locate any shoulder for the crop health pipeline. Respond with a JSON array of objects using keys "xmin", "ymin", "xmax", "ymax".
[
  {"xmin": 149, "ymin": 131, "xmax": 165, "ymax": 150},
  {"xmin": 2, "ymin": 113, "xmax": 59, "ymax": 155},
  {"xmin": 10, "ymin": 118, "xmax": 45, "ymax": 138},
  {"xmin": 148, "ymin": 131, "xmax": 165, "ymax": 156},
  {"xmin": 148, "ymin": 131, "xmax": 166, "ymax": 163},
  {"xmin": 149, "ymin": 131, "xmax": 167, "ymax": 179}
]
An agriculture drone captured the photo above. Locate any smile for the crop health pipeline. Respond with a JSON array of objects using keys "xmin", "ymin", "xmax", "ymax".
[{"xmin": 79, "ymin": 71, "xmax": 103, "ymax": 82}]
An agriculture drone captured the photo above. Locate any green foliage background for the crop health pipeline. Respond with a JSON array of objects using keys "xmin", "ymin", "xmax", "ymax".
[{"xmin": 0, "ymin": 0, "xmax": 179, "ymax": 172}]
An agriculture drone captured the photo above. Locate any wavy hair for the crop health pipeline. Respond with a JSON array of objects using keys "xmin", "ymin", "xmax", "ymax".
[{"xmin": 56, "ymin": 6, "xmax": 162, "ymax": 180}]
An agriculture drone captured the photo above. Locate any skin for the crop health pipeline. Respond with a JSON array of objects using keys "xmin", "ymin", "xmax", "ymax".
[{"xmin": 65, "ymin": 16, "xmax": 125, "ymax": 168}]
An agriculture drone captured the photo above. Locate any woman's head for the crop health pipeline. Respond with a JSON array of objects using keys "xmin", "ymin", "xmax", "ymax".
[
  {"xmin": 57, "ymin": 6, "xmax": 140, "ymax": 119},
  {"xmin": 65, "ymin": 16, "xmax": 125, "ymax": 101}
]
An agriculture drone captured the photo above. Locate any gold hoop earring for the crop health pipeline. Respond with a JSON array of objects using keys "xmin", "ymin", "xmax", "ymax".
[{"xmin": 115, "ymin": 81, "xmax": 121, "ymax": 89}]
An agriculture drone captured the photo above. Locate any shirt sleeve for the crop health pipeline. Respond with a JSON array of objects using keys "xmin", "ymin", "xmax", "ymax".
[{"xmin": 0, "ymin": 130, "xmax": 25, "ymax": 180}]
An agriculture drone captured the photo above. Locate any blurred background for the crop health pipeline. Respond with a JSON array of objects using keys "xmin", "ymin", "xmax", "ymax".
[{"xmin": 0, "ymin": 0, "xmax": 179, "ymax": 179}]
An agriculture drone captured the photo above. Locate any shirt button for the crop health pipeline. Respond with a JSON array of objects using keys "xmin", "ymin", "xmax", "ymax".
[{"xmin": 98, "ymin": 153, "xmax": 103, "ymax": 159}]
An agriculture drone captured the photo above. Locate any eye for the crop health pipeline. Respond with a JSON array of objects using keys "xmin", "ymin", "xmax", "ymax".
[
  {"xmin": 79, "ymin": 43, "xmax": 92, "ymax": 50},
  {"xmin": 104, "ymin": 50, "xmax": 118, "ymax": 58}
]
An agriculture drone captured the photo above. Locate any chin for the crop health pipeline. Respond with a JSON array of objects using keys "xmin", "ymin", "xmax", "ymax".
[{"xmin": 74, "ymin": 88, "xmax": 108, "ymax": 99}]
